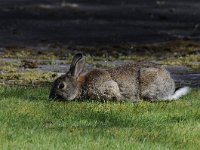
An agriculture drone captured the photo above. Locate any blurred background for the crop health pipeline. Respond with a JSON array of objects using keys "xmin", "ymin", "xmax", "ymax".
[
  {"xmin": 0, "ymin": 0, "xmax": 200, "ymax": 87},
  {"xmin": 0, "ymin": 0, "xmax": 200, "ymax": 48}
]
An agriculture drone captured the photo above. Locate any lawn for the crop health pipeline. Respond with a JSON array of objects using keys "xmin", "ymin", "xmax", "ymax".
[{"xmin": 0, "ymin": 86, "xmax": 200, "ymax": 150}]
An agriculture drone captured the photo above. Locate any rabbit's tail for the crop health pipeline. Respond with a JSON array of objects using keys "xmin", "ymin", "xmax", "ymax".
[{"xmin": 165, "ymin": 86, "xmax": 191, "ymax": 100}]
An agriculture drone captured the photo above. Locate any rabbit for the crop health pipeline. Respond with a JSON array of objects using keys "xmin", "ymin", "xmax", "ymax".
[{"xmin": 49, "ymin": 53, "xmax": 190, "ymax": 102}]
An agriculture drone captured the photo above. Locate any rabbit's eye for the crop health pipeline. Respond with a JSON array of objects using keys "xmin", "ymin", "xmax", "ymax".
[{"xmin": 58, "ymin": 83, "xmax": 65, "ymax": 89}]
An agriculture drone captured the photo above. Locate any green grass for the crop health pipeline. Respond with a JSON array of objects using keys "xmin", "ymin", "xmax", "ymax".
[{"xmin": 0, "ymin": 86, "xmax": 200, "ymax": 150}]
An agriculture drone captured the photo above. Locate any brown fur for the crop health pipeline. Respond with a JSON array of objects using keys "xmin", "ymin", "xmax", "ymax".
[{"xmin": 49, "ymin": 54, "xmax": 176, "ymax": 102}]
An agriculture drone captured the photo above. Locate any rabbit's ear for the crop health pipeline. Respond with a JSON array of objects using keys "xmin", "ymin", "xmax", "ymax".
[{"xmin": 67, "ymin": 53, "xmax": 85, "ymax": 77}]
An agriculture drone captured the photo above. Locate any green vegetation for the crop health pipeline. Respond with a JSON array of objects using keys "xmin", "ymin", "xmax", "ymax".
[
  {"xmin": 1, "ymin": 40, "xmax": 200, "ymax": 69},
  {"xmin": 0, "ymin": 86, "xmax": 200, "ymax": 150},
  {"xmin": 162, "ymin": 54, "xmax": 200, "ymax": 69},
  {"xmin": 0, "ymin": 40, "xmax": 199, "ymax": 149},
  {"xmin": 0, "ymin": 70, "xmax": 56, "ymax": 86}
]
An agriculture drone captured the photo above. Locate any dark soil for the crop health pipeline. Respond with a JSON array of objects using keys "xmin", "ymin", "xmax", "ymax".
[{"xmin": 0, "ymin": 0, "xmax": 200, "ymax": 48}]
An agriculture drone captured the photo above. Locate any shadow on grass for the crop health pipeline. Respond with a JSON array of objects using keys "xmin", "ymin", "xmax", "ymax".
[
  {"xmin": 0, "ymin": 85, "xmax": 50, "ymax": 101},
  {"xmin": 1, "ymin": 86, "xmax": 199, "ymax": 129}
]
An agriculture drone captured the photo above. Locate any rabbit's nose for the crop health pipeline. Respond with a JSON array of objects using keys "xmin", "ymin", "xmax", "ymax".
[
  {"xmin": 49, "ymin": 93, "xmax": 64, "ymax": 100},
  {"xmin": 49, "ymin": 93, "xmax": 56, "ymax": 100}
]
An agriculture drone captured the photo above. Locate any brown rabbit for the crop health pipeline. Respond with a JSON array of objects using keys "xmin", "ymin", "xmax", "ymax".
[{"xmin": 49, "ymin": 53, "xmax": 190, "ymax": 102}]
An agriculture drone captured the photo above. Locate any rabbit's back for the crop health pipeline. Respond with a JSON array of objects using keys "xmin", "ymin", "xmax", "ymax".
[
  {"xmin": 83, "ymin": 62, "xmax": 175, "ymax": 101},
  {"xmin": 108, "ymin": 62, "xmax": 175, "ymax": 101},
  {"xmin": 107, "ymin": 64, "xmax": 140, "ymax": 101}
]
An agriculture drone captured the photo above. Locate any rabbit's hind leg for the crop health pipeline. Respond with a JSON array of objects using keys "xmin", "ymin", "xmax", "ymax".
[
  {"xmin": 97, "ymin": 80, "xmax": 122, "ymax": 101},
  {"xmin": 140, "ymin": 67, "xmax": 175, "ymax": 101}
]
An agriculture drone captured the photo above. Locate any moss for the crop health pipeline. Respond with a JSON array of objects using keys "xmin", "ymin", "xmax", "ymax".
[
  {"xmin": 162, "ymin": 54, "xmax": 200, "ymax": 69},
  {"xmin": 2, "ymin": 40, "xmax": 200, "ymax": 61},
  {"xmin": 0, "ymin": 40, "xmax": 199, "ymax": 86},
  {"xmin": 0, "ymin": 62, "xmax": 20, "ymax": 72},
  {"xmin": 2, "ymin": 47, "xmax": 59, "ymax": 60},
  {"xmin": 0, "ymin": 70, "xmax": 57, "ymax": 86}
]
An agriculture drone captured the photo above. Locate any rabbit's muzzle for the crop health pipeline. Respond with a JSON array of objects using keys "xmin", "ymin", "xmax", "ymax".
[{"xmin": 49, "ymin": 92, "xmax": 65, "ymax": 101}]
